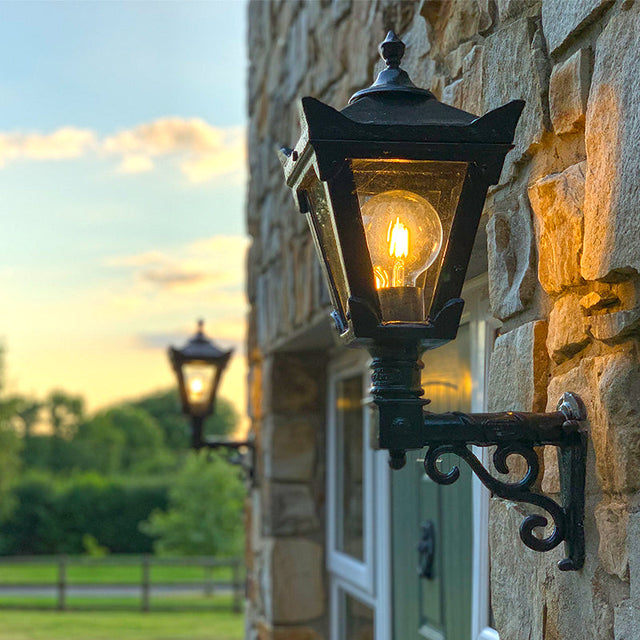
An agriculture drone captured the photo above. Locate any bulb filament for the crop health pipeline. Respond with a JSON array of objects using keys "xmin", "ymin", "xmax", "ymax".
[{"xmin": 388, "ymin": 217, "xmax": 409, "ymax": 287}]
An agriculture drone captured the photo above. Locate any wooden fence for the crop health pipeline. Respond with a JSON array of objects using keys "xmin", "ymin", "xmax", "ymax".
[{"xmin": 0, "ymin": 555, "xmax": 244, "ymax": 612}]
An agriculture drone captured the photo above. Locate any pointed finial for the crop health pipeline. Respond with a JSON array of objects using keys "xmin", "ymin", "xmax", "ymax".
[
  {"xmin": 379, "ymin": 31, "xmax": 405, "ymax": 69},
  {"xmin": 348, "ymin": 30, "xmax": 433, "ymax": 104},
  {"xmin": 197, "ymin": 319, "xmax": 205, "ymax": 335}
]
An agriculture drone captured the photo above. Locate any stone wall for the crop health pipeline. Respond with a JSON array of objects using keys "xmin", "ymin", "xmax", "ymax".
[{"xmin": 246, "ymin": 0, "xmax": 640, "ymax": 638}]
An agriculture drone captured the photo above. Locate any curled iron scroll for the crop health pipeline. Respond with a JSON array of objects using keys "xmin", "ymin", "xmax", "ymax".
[{"xmin": 423, "ymin": 443, "xmax": 566, "ymax": 553}]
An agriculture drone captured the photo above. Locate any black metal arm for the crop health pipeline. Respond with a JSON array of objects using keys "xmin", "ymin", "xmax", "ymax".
[{"xmin": 370, "ymin": 342, "xmax": 587, "ymax": 571}]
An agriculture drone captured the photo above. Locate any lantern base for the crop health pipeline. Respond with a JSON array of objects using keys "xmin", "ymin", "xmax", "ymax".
[{"xmin": 378, "ymin": 286, "xmax": 424, "ymax": 323}]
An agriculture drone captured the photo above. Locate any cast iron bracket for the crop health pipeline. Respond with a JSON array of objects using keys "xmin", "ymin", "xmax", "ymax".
[{"xmin": 370, "ymin": 343, "xmax": 587, "ymax": 571}]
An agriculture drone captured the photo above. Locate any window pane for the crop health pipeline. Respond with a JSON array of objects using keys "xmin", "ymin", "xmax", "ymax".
[
  {"xmin": 336, "ymin": 374, "xmax": 364, "ymax": 560},
  {"xmin": 341, "ymin": 590, "xmax": 375, "ymax": 640},
  {"xmin": 421, "ymin": 321, "xmax": 472, "ymax": 412}
]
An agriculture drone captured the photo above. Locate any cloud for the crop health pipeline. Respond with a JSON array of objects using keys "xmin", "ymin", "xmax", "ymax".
[
  {"xmin": 0, "ymin": 128, "xmax": 96, "ymax": 165},
  {"xmin": 107, "ymin": 235, "xmax": 250, "ymax": 295},
  {"xmin": 118, "ymin": 154, "xmax": 154, "ymax": 174},
  {"xmin": 0, "ymin": 119, "xmax": 245, "ymax": 183},
  {"xmin": 103, "ymin": 118, "xmax": 245, "ymax": 182}
]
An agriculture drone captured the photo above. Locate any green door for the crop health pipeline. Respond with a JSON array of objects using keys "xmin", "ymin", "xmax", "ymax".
[{"xmin": 392, "ymin": 322, "xmax": 474, "ymax": 640}]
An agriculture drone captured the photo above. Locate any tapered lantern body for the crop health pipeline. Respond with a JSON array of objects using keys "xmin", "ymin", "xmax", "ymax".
[
  {"xmin": 281, "ymin": 32, "xmax": 523, "ymax": 349},
  {"xmin": 168, "ymin": 320, "xmax": 232, "ymax": 418}
]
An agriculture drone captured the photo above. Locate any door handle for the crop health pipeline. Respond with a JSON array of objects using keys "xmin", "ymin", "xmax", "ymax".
[{"xmin": 417, "ymin": 520, "xmax": 436, "ymax": 580}]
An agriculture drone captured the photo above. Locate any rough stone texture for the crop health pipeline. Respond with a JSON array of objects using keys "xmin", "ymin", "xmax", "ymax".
[
  {"xmin": 542, "ymin": 0, "xmax": 614, "ymax": 55},
  {"xmin": 595, "ymin": 500, "xmax": 629, "ymax": 579},
  {"xmin": 488, "ymin": 320, "xmax": 549, "ymax": 412},
  {"xmin": 582, "ymin": 2, "xmax": 640, "ymax": 280},
  {"xmin": 547, "ymin": 293, "xmax": 590, "ymax": 363},
  {"xmin": 487, "ymin": 193, "xmax": 537, "ymax": 320},
  {"xmin": 549, "ymin": 49, "xmax": 591, "ymax": 135},
  {"xmin": 273, "ymin": 627, "xmax": 323, "ymax": 640},
  {"xmin": 489, "ymin": 499, "xmax": 545, "ymax": 639},
  {"xmin": 483, "ymin": 17, "xmax": 548, "ymax": 179},
  {"xmin": 528, "ymin": 161, "xmax": 586, "ymax": 294},
  {"xmin": 263, "ymin": 483, "xmax": 319, "ymax": 536},
  {"xmin": 268, "ymin": 538, "xmax": 324, "ymax": 624},
  {"xmin": 587, "ymin": 308, "xmax": 640, "ymax": 344},
  {"xmin": 247, "ymin": 2, "xmax": 640, "ymax": 639},
  {"xmin": 263, "ymin": 415, "xmax": 318, "ymax": 481}
]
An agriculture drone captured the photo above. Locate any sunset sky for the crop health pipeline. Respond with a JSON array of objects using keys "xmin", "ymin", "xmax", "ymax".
[{"xmin": 0, "ymin": 1, "xmax": 249, "ymax": 429}]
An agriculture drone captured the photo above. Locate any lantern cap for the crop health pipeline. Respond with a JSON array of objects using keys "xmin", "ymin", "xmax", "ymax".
[
  {"xmin": 350, "ymin": 31, "xmax": 434, "ymax": 103},
  {"xmin": 169, "ymin": 319, "xmax": 233, "ymax": 366}
]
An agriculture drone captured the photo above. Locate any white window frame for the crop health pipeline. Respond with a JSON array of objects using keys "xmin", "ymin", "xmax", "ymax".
[
  {"xmin": 327, "ymin": 350, "xmax": 392, "ymax": 639},
  {"xmin": 465, "ymin": 277, "xmax": 501, "ymax": 640}
]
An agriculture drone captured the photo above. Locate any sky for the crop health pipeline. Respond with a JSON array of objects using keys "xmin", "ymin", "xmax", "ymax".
[{"xmin": 0, "ymin": 0, "xmax": 249, "ymax": 431}]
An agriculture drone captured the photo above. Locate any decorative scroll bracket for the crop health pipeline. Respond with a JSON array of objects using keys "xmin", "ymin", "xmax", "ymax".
[{"xmin": 369, "ymin": 344, "xmax": 587, "ymax": 571}]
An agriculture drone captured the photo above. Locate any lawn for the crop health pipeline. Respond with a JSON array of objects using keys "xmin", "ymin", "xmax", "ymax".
[
  {"xmin": 0, "ymin": 609, "xmax": 244, "ymax": 640},
  {"xmin": 0, "ymin": 558, "xmax": 236, "ymax": 585}
]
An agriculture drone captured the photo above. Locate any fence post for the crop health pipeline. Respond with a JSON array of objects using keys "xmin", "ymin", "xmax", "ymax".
[
  {"xmin": 57, "ymin": 555, "xmax": 67, "ymax": 611},
  {"xmin": 141, "ymin": 555, "xmax": 151, "ymax": 612},
  {"xmin": 232, "ymin": 560, "xmax": 241, "ymax": 614},
  {"xmin": 204, "ymin": 562, "xmax": 213, "ymax": 597}
]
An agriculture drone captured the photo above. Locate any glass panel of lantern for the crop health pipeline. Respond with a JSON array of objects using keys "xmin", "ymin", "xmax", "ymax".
[
  {"xmin": 299, "ymin": 165, "xmax": 352, "ymax": 332},
  {"xmin": 183, "ymin": 362, "xmax": 215, "ymax": 416},
  {"xmin": 349, "ymin": 159, "xmax": 468, "ymax": 324}
]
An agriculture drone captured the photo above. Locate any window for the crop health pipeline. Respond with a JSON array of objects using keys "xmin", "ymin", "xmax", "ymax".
[{"xmin": 327, "ymin": 352, "xmax": 391, "ymax": 639}]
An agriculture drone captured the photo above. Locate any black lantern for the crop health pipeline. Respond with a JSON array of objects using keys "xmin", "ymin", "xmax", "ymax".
[
  {"xmin": 281, "ymin": 32, "xmax": 587, "ymax": 571},
  {"xmin": 281, "ymin": 32, "xmax": 523, "ymax": 348},
  {"xmin": 169, "ymin": 319, "xmax": 232, "ymax": 445}
]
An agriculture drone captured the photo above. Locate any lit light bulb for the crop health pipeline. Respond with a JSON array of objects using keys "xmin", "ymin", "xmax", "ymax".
[
  {"xmin": 188, "ymin": 374, "xmax": 206, "ymax": 403},
  {"xmin": 361, "ymin": 190, "xmax": 443, "ymax": 290}
]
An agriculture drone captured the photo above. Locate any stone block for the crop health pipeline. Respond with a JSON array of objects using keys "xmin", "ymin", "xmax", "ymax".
[
  {"xmin": 273, "ymin": 627, "xmax": 323, "ymax": 640},
  {"xmin": 545, "ymin": 360, "xmax": 598, "ymax": 496},
  {"xmin": 269, "ymin": 538, "xmax": 324, "ymax": 624},
  {"xmin": 400, "ymin": 13, "xmax": 435, "ymax": 90},
  {"xmin": 497, "ymin": 0, "xmax": 542, "ymax": 21},
  {"xmin": 549, "ymin": 49, "xmax": 591, "ymax": 135},
  {"xmin": 547, "ymin": 293, "xmax": 590, "ymax": 364},
  {"xmin": 423, "ymin": 0, "xmax": 491, "ymax": 58},
  {"xmin": 263, "ymin": 483, "xmax": 319, "ymax": 536},
  {"xmin": 614, "ymin": 601, "xmax": 640, "ymax": 640},
  {"xmin": 595, "ymin": 500, "xmax": 629, "ymax": 579},
  {"xmin": 587, "ymin": 308, "xmax": 640, "ymax": 344},
  {"xmin": 483, "ymin": 18, "xmax": 548, "ymax": 179},
  {"xmin": 487, "ymin": 193, "xmax": 537, "ymax": 320},
  {"xmin": 542, "ymin": 0, "xmax": 614, "ymax": 55},
  {"xmin": 528, "ymin": 162, "xmax": 586, "ymax": 293},
  {"xmin": 628, "ymin": 511, "xmax": 640, "ymax": 602},
  {"xmin": 579, "ymin": 348, "xmax": 640, "ymax": 494},
  {"xmin": 489, "ymin": 499, "xmax": 546, "ymax": 639},
  {"xmin": 445, "ymin": 41, "xmax": 474, "ymax": 80},
  {"xmin": 488, "ymin": 320, "xmax": 549, "ymax": 412},
  {"xmin": 266, "ymin": 351, "xmax": 325, "ymax": 414},
  {"xmin": 461, "ymin": 44, "xmax": 483, "ymax": 114},
  {"xmin": 582, "ymin": 3, "xmax": 640, "ymax": 280},
  {"xmin": 263, "ymin": 414, "xmax": 318, "ymax": 482}
]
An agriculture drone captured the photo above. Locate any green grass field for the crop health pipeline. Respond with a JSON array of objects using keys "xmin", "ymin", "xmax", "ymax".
[
  {"xmin": 0, "ymin": 559, "xmax": 235, "ymax": 585},
  {"xmin": 0, "ymin": 609, "xmax": 244, "ymax": 640},
  {"xmin": 0, "ymin": 557, "xmax": 245, "ymax": 639}
]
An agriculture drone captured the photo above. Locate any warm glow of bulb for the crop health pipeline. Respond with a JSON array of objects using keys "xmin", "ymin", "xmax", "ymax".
[
  {"xmin": 361, "ymin": 190, "xmax": 443, "ymax": 290},
  {"xmin": 387, "ymin": 217, "xmax": 409, "ymax": 259},
  {"xmin": 188, "ymin": 375, "xmax": 206, "ymax": 403}
]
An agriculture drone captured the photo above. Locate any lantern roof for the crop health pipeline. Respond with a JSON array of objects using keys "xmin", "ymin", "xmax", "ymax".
[
  {"xmin": 281, "ymin": 31, "xmax": 523, "ymax": 186},
  {"xmin": 169, "ymin": 320, "xmax": 232, "ymax": 365}
]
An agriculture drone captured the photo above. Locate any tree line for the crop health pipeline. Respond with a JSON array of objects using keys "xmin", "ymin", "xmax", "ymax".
[{"xmin": 0, "ymin": 348, "xmax": 245, "ymax": 558}]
